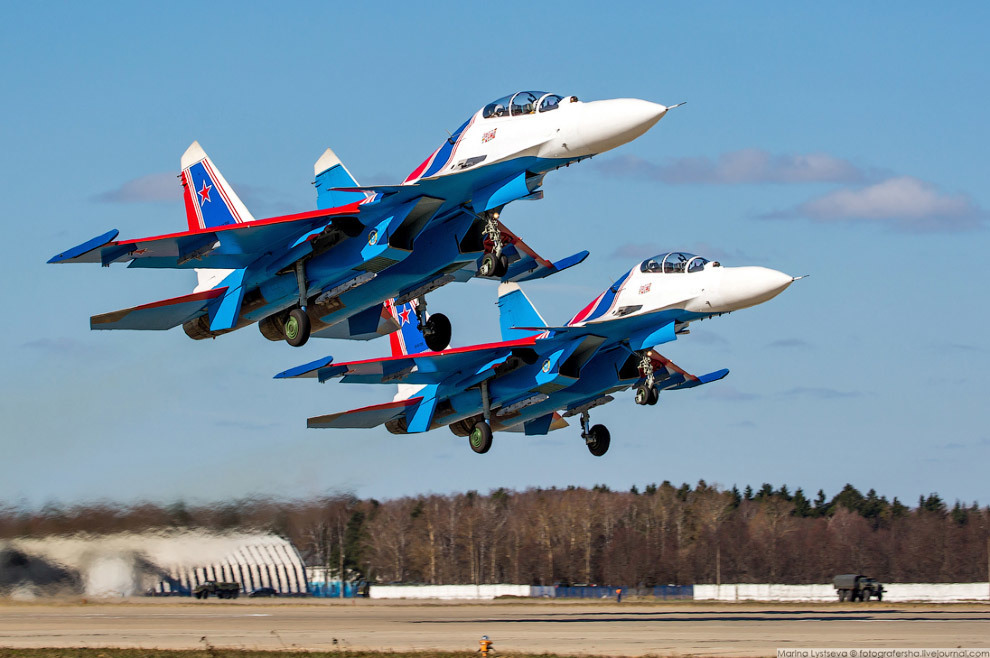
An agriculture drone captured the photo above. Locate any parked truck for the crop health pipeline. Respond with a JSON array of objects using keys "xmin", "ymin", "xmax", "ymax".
[
  {"xmin": 833, "ymin": 574, "xmax": 884, "ymax": 601},
  {"xmin": 193, "ymin": 581, "xmax": 241, "ymax": 599}
]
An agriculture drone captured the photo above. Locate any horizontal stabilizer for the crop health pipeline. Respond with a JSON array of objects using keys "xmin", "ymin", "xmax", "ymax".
[
  {"xmin": 48, "ymin": 205, "xmax": 362, "ymax": 270},
  {"xmin": 90, "ymin": 288, "xmax": 226, "ymax": 331},
  {"xmin": 307, "ymin": 397, "xmax": 422, "ymax": 429},
  {"xmin": 48, "ymin": 230, "xmax": 120, "ymax": 264}
]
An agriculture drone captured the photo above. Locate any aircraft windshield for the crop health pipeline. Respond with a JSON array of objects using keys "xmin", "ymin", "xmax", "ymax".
[
  {"xmin": 482, "ymin": 91, "xmax": 564, "ymax": 118},
  {"xmin": 640, "ymin": 252, "xmax": 709, "ymax": 274}
]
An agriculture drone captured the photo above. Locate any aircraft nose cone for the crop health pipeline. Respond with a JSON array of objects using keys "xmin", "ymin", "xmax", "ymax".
[
  {"xmin": 576, "ymin": 98, "xmax": 669, "ymax": 155},
  {"xmin": 718, "ymin": 266, "xmax": 794, "ymax": 311}
]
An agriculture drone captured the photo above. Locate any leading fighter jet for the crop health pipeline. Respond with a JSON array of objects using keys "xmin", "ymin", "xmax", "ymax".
[
  {"xmin": 49, "ymin": 91, "xmax": 676, "ymax": 350},
  {"xmin": 277, "ymin": 252, "xmax": 799, "ymax": 455}
]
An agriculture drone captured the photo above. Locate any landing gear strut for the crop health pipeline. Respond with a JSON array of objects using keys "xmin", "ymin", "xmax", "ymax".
[
  {"xmin": 478, "ymin": 212, "xmax": 508, "ymax": 278},
  {"xmin": 416, "ymin": 295, "xmax": 451, "ymax": 352},
  {"xmin": 283, "ymin": 260, "xmax": 312, "ymax": 347},
  {"xmin": 580, "ymin": 410, "xmax": 611, "ymax": 457},
  {"xmin": 634, "ymin": 352, "xmax": 659, "ymax": 405},
  {"xmin": 468, "ymin": 380, "xmax": 494, "ymax": 454}
]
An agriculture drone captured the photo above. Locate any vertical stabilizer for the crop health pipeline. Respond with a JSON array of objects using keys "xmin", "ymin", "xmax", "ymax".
[
  {"xmin": 386, "ymin": 299, "xmax": 429, "ymax": 357},
  {"xmin": 180, "ymin": 141, "xmax": 256, "ymax": 231},
  {"xmin": 497, "ymin": 283, "xmax": 547, "ymax": 341},
  {"xmin": 314, "ymin": 148, "xmax": 367, "ymax": 210}
]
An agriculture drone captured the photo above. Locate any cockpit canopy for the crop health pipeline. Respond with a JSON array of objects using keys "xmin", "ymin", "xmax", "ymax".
[
  {"xmin": 640, "ymin": 252, "xmax": 711, "ymax": 274},
  {"xmin": 482, "ymin": 91, "xmax": 567, "ymax": 118}
]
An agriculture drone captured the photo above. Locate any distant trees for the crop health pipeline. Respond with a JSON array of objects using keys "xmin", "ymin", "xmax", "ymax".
[{"xmin": 1, "ymin": 482, "xmax": 987, "ymax": 585}]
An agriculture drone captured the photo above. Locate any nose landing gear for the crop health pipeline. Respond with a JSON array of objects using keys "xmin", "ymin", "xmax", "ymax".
[
  {"xmin": 634, "ymin": 352, "xmax": 659, "ymax": 405},
  {"xmin": 478, "ymin": 212, "xmax": 509, "ymax": 278}
]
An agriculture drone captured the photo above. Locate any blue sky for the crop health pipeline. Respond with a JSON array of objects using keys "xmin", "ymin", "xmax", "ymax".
[{"xmin": 2, "ymin": 2, "xmax": 988, "ymax": 509}]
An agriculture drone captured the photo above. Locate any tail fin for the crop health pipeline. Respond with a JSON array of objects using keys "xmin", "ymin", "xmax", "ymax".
[
  {"xmin": 385, "ymin": 299, "xmax": 429, "ymax": 357},
  {"xmin": 497, "ymin": 282, "xmax": 547, "ymax": 341},
  {"xmin": 180, "ymin": 141, "xmax": 255, "ymax": 231},
  {"xmin": 314, "ymin": 148, "xmax": 367, "ymax": 210}
]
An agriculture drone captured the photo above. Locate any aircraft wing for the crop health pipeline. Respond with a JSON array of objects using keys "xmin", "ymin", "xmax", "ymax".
[
  {"xmin": 48, "ymin": 204, "xmax": 363, "ymax": 270},
  {"xmin": 307, "ymin": 397, "xmax": 423, "ymax": 429},
  {"xmin": 489, "ymin": 220, "xmax": 589, "ymax": 283},
  {"xmin": 276, "ymin": 336, "xmax": 538, "ymax": 386}
]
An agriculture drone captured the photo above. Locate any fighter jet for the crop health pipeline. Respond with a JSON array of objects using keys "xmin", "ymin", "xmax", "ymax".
[
  {"xmin": 277, "ymin": 252, "xmax": 799, "ymax": 455},
  {"xmin": 48, "ymin": 91, "xmax": 675, "ymax": 350}
]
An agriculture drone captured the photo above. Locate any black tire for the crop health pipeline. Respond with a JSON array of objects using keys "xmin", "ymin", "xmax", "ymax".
[
  {"xmin": 479, "ymin": 253, "xmax": 498, "ymax": 277},
  {"xmin": 861, "ymin": 592, "xmax": 870, "ymax": 602},
  {"xmin": 284, "ymin": 308, "xmax": 311, "ymax": 347},
  {"xmin": 838, "ymin": 591, "xmax": 846, "ymax": 602},
  {"xmin": 876, "ymin": 592, "xmax": 883, "ymax": 602},
  {"xmin": 634, "ymin": 386, "xmax": 650, "ymax": 405},
  {"xmin": 647, "ymin": 386, "xmax": 659, "ymax": 405},
  {"xmin": 494, "ymin": 253, "xmax": 509, "ymax": 277},
  {"xmin": 424, "ymin": 313, "xmax": 452, "ymax": 351},
  {"xmin": 587, "ymin": 424, "xmax": 611, "ymax": 456},
  {"xmin": 469, "ymin": 421, "xmax": 493, "ymax": 454}
]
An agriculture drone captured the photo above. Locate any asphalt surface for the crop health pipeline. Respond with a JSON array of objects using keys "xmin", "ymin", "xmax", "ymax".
[{"xmin": 1, "ymin": 599, "xmax": 988, "ymax": 655}]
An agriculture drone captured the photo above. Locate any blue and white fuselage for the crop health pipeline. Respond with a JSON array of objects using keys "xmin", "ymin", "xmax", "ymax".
[
  {"xmin": 49, "ymin": 90, "xmax": 673, "ymax": 350},
  {"xmin": 279, "ymin": 252, "xmax": 798, "ymax": 456}
]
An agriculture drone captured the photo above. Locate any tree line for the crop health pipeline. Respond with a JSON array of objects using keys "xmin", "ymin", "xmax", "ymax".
[{"xmin": 2, "ymin": 482, "xmax": 987, "ymax": 585}]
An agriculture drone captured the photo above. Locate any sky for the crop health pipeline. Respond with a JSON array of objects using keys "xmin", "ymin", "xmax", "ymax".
[{"xmin": 1, "ymin": 1, "xmax": 988, "ymax": 510}]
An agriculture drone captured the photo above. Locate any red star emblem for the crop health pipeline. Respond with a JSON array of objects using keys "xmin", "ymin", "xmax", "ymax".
[
  {"xmin": 398, "ymin": 307, "xmax": 411, "ymax": 324},
  {"xmin": 198, "ymin": 180, "xmax": 212, "ymax": 205}
]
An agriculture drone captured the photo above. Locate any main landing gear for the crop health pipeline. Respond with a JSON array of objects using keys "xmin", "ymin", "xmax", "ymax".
[
  {"xmin": 478, "ymin": 212, "xmax": 508, "ymax": 278},
  {"xmin": 634, "ymin": 352, "xmax": 659, "ymax": 406},
  {"xmin": 580, "ymin": 410, "xmax": 610, "ymax": 457},
  {"xmin": 415, "ymin": 295, "xmax": 451, "ymax": 352},
  {"xmin": 463, "ymin": 380, "xmax": 494, "ymax": 454},
  {"xmin": 258, "ymin": 260, "xmax": 315, "ymax": 347}
]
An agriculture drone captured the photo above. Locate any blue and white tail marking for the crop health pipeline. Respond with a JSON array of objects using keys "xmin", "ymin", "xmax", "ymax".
[
  {"xmin": 497, "ymin": 282, "xmax": 547, "ymax": 341},
  {"xmin": 180, "ymin": 141, "xmax": 255, "ymax": 231},
  {"xmin": 386, "ymin": 299, "xmax": 428, "ymax": 357},
  {"xmin": 313, "ymin": 148, "xmax": 368, "ymax": 210}
]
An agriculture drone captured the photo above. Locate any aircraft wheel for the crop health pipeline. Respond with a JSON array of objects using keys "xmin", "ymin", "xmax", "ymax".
[
  {"xmin": 479, "ymin": 253, "xmax": 498, "ymax": 277},
  {"xmin": 647, "ymin": 386, "xmax": 659, "ymax": 405},
  {"xmin": 423, "ymin": 313, "xmax": 451, "ymax": 351},
  {"xmin": 468, "ymin": 421, "xmax": 493, "ymax": 454},
  {"xmin": 284, "ymin": 308, "xmax": 311, "ymax": 347},
  {"xmin": 634, "ymin": 386, "xmax": 650, "ymax": 405},
  {"xmin": 494, "ymin": 253, "xmax": 509, "ymax": 277},
  {"xmin": 587, "ymin": 424, "xmax": 610, "ymax": 456}
]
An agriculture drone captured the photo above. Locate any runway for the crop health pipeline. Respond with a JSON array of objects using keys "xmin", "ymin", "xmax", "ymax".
[{"xmin": 1, "ymin": 599, "xmax": 988, "ymax": 656}]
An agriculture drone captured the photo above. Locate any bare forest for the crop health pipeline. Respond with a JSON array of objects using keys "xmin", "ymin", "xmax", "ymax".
[{"xmin": 3, "ymin": 482, "xmax": 987, "ymax": 585}]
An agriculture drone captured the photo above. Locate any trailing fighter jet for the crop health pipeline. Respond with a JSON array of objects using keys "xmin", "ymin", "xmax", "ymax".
[
  {"xmin": 277, "ymin": 252, "xmax": 800, "ymax": 455},
  {"xmin": 48, "ymin": 91, "xmax": 675, "ymax": 350}
]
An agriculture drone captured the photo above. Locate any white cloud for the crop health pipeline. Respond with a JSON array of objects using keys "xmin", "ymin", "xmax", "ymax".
[
  {"xmin": 94, "ymin": 172, "xmax": 180, "ymax": 203},
  {"xmin": 770, "ymin": 176, "xmax": 985, "ymax": 232},
  {"xmin": 597, "ymin": 149, "xmax": 875, "ymax": 184}
]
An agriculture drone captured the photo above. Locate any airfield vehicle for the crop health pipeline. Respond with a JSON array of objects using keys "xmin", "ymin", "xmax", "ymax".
[
  {"xmin": 834, "ymin": 574, "xmax": 884, "ymax": 601},
  {"xmin": 193, "ymin": 580, "xmax": 241, "ymax": 599}
]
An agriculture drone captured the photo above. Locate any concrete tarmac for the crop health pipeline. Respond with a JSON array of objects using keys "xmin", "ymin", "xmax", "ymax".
[{"xmin": 1, "ymin": 599, "xmax": 988, "ymax": 656}]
